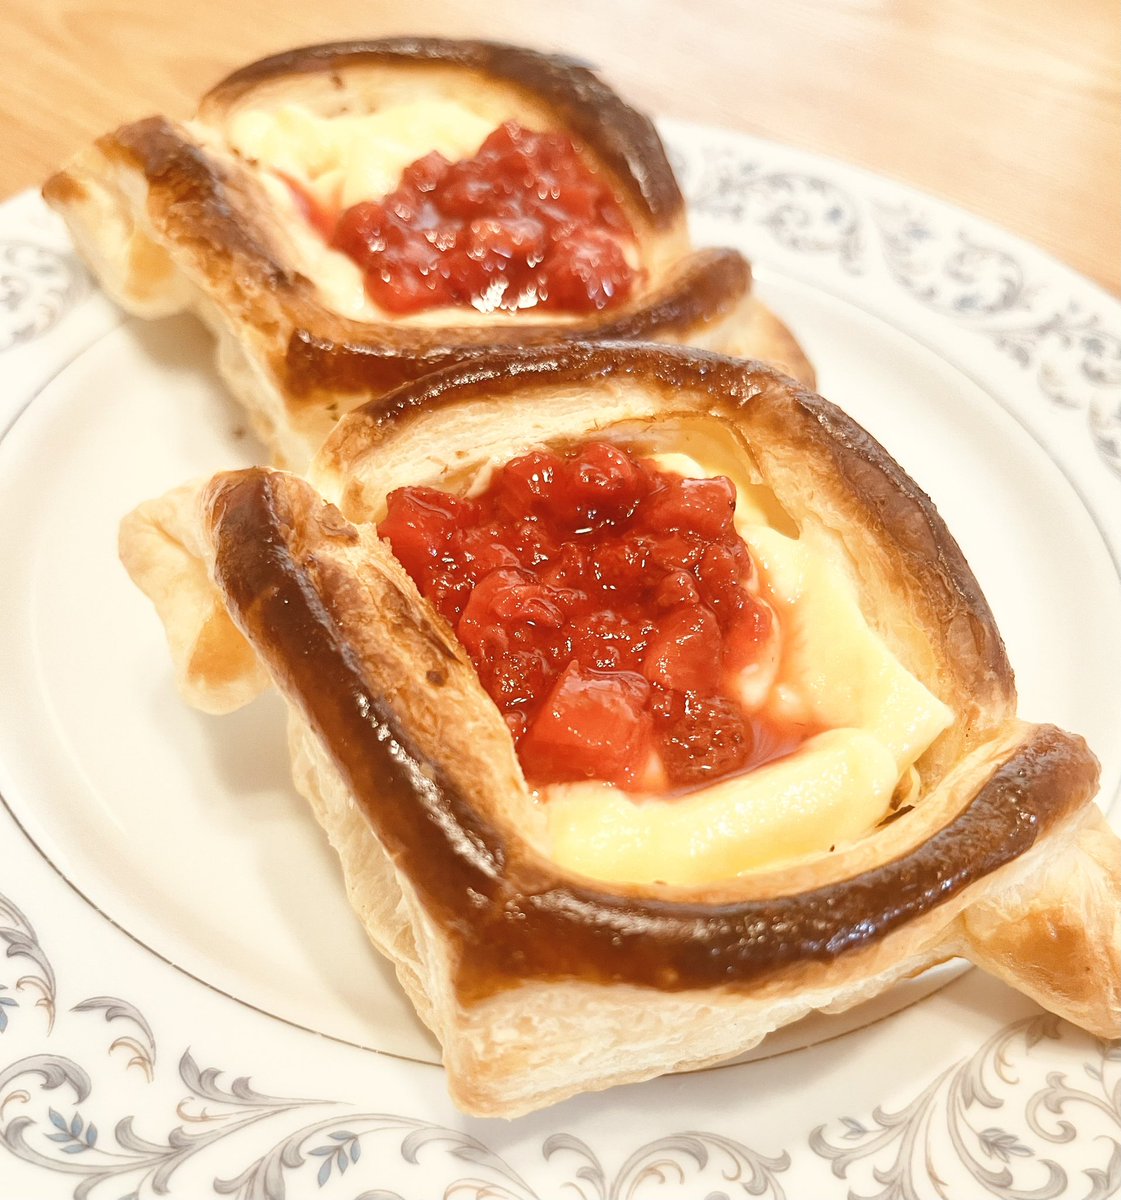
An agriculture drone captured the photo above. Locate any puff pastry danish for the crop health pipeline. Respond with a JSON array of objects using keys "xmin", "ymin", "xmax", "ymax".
[
  {"xmin": 43, "ymin": 38, "xmax": 813, "ymax": 468},
  {"xmin": 119, "ymin": 343, "xmax": 1120, "ymax": 1117}
]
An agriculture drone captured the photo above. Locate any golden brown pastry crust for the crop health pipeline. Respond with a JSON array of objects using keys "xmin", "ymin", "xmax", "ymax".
[
  {"xmin": 206, "ymin": 462, "xmax": 1096, "ymax": 982},
  {"xmin": 42, "ymin": 38, "xmax": 814, "ymax": 467},
  {"xmin": 120, "ymin": 343, "xmax": 1118, "ymax": 1115}
]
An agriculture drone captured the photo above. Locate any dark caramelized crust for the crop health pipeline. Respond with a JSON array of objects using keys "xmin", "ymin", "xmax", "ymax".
[
  {"xmin": 202, "ymin": 37, "xmax": 684, "ymax": 228},
  {"xmin": 325, "ymin": 338, "xmax": 812, "ymax": 442},
  {"xmin": 206, "ymin": 466, "xmax": 1099, "ymax": 1002},
  {"xmin": 283, "ymin": 249, "xmax": 750, "ymax": 398}
]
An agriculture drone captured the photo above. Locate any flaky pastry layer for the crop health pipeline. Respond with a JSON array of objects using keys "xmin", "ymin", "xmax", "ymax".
[
  {"xmin": 43, "ymin": 38, "xmax": 814, "ymax": 468},
  {"xmin": 120, "ymin": 343, "xmax": 1120, "ymax": 1116}
]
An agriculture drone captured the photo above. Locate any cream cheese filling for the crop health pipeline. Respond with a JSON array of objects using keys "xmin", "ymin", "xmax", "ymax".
[
  {"xmin": 227, "ymin": 99, "xmax": 496, "ymax": 213},
  {"xmin": 543, "ymin": 452, "xmax": 953, "ymax": 886}
]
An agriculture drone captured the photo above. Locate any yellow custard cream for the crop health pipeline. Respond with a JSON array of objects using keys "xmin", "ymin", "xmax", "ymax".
[
  {"xmin": 227, "ymin": 99, "xmax": 495, "ymax": 210},
  {"xmin": 545, "ymin": 453, "xmax": 953, "ymax": 886}
]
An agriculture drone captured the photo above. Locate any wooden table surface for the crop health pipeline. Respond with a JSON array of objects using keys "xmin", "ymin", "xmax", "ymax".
[{"xmin": 2, "ymin": 0, "xmax": 1118, "ymax": 295}]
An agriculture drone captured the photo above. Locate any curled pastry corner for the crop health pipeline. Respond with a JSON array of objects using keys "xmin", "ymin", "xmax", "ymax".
[
  {"xmin": 119, "ymin": 343, "xmax": 1119, "ymax": 1117},
  {"xmin": 42, "ymin": 38, "xmax": 814, "ymax": 469}
]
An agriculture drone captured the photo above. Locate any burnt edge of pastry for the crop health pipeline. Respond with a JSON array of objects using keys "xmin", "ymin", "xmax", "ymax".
[
  {"xmin": 203, "ymin": 37, "xmax": 683, "ymax": 227},
  {"xmin": 86, "ymin": 117, "xmax": 750, "ymax": 398},
  {"xmin": 208, "ymin": 469, "xmax": 1098, "ymax": 1001},
  {"xmin": 207, "ymin": 347, "xmax": 1099, "ymax": 1001}
]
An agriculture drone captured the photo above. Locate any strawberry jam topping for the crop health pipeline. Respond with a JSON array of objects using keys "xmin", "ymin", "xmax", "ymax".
[
  {"xmin": 379, "ymin": 443, "xmax": 781, "ymax": 792},
  {"xmin": 327, "ymin": 121, "xmax": 638, "ymax": 315}
]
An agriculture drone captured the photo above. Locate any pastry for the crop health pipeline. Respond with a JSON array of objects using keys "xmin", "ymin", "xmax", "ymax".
[
  {"xmin": 43, "ymin": 38, "xmax": 813, "ymax": 468},
  {"xmin": 119, "ymin": 342, "xmax": 1120, "ymax": 1117}
]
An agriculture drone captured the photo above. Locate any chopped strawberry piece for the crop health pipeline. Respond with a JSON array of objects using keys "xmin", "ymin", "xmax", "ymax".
[
  {"xmin": 724, "ymin": 597, "xmax": 775, "ymax": 671},
  {"xmin": 542, "ymin": 541, "xmax": 590, "ymax": 590},
  {"xmin": 648, "ymin": 531, "xmax": 706, "ymax": 573},
  {"xmin": 331, "ymin": 200, "xmax": 391, "ymax": 265},
  {"xmin": 556, "ymin": 442, "xmax": 648, "ymax": 529},
  {"xmin": 378, "ymin": 487, "xmax": 474, "ymax": 581},
  {"xmin": 543, "ymin": 230, "xmax": 633, "ymax": 310},
  {"xmin": 482, "ymin": 648, "xmax": 552, "ymax": 712},
  {"xmin": 641, "ymin": 605, "xmax": 723, "ymax": 693},
  {"xmin": 653, "ymin": 691, "xmax": 753, "ymax": 784},
  {"xmin": 455, "ymin": 569, "xmax": 533, "ymax": 659},
  {"xmin": 568, "ymin": 610, "xmax": 653, "ymax": 673},
  {"xmin": 641, "ymin": 475, "xmax": 736, "ymax": 540},
  {"xmin": 652, "ymin": 568, "xmax": 701, "ymax": 611},
  {"xmin": 399, "ymin": 150, "xmax": 451, "ymax": 194},
  {"xmin": 696, "ymin": 543, "xmax": 748, "ymax": 618},
  {"xmin": 520, "ymin": 662, "xmax": 650, "ymax": 786},
  {"xmin": 456, "ymin": 527, "xmax": 521, "ymax": 576},
  {"xmin": 588, "ymin": 534, "xmax": 653, "ymax": 591}
]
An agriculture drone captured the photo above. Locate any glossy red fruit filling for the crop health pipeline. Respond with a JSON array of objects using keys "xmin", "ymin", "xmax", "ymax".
[
  {"xmin": 325, "ymin": 121, "xmax": 638, "ymax": 314},
  {"xmin": 379, "ymin": 442, "xmax": 780, "ymax": 792}
]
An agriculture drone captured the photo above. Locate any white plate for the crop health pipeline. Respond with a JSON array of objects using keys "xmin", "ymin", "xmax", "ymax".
[{"xmin": 0, "ymin": 120, "xmax": 1118, "ymax": 1198}]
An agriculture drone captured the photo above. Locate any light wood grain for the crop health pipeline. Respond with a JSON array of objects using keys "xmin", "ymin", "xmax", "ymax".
[{"xmin": 2, "ymin": 0, "xmax": 1117, "ymax": 294}]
